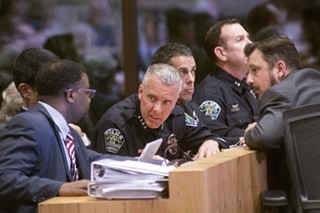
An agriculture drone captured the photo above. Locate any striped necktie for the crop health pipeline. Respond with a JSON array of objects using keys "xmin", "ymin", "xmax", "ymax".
[{"xmin": 65, "ymin": 131, "xmax": 79, "ymax": 181}]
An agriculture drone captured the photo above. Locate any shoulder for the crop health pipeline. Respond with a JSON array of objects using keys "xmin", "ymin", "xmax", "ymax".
[
  {"xmin": 195, "ymin": 74, "xmax": 221, "ymax": 90},
  {"xmin": 9, "ymin": 106, "xmax": 48, "ymax": 127},
  {"xmin": 98, "ymin": 95, "xmax": 138, "ymax": 125},
  {"xmin": 171, "ymin": 104, "xmax": 185, "ymax": 116}
]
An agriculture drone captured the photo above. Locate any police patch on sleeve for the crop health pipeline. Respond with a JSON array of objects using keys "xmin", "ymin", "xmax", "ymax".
[
  {"xmin": 199, "ymin": 100, "xmax": 221, "ymax": 120},
  {"xmin": 184, "ymin": 113, "xmax": 198, "ymax": 127},
  {"xmin": 104, "ymin": 128, "xmax": 125, "ymax": 153}
]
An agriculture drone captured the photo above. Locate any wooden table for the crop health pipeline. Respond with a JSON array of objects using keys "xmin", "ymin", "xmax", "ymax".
[{"xmin": 39, "ymin": 147, "xmax": 267, "ymax": 213}]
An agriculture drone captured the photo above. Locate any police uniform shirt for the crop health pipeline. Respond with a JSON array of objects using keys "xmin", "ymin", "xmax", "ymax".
[
  {"xmin": 193, "ymin": 68, "xmax": 259, "ymax": 138},
  {"xmin": 179, "ymin": 101, "xmax": 242, "ymax": 148},
  {"xmin": 92, "ymin": 94, "xmax": 216, "ymax": 160}
]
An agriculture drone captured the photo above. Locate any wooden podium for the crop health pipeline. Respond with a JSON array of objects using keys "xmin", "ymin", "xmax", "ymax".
[{"xmin": 39, "ymin": 147, "xmax": 267, "ymax": 213}]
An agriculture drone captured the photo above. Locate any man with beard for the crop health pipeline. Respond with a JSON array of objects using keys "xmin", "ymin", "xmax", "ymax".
[{"xmin": 244, "ymin": 35, "xmax": 320, "ymax": 213}]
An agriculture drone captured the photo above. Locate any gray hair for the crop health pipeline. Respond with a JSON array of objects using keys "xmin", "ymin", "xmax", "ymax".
[{"xmin": 142, "ymin": 63, "xmax": 182, "ymax": 93}]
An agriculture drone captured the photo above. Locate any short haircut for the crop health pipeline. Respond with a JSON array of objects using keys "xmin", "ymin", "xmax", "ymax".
[
  {"xmin": 244, "ymin": 35, "xmax": 301, "ymax": 71},
  {"xmin": 151, "ymin": 43, "xmax": 193, "ymax": 65},
  {"xmin": 12, "ymin": 48, "xmax": 59, "ymax": 89},
  {"xmin": 142, "ymin": 63, "xmax": 182, "ymax": 93},
  {"xmin": 35, "ymin": 59, "xmax": 87, "ymax": 97},
  {"xmin": 204, "ymin": 18, "xmax": 240, "ymax": 63}
]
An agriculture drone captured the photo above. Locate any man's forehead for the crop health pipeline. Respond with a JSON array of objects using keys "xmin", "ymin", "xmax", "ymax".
[
  {"xmin": 221, "ymin": 23, "xmax": 246, "ymax": 38},
  {"xmin": 144, "ymin": 81, "xmax": 179, "ymax": 99},
  {"xmin": 170, "ymin": 56, "xmax": 195, "ymax": 68}
]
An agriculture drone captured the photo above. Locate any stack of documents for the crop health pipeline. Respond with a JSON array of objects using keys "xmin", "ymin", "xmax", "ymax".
[{"xmin": 88, "ymin": 159, "xmax": 175, "ymax": 199}]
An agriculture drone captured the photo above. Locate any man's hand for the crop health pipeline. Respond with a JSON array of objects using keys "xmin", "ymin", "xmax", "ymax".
[
  {"xmin": 58, "ymin": 179, "xmax": 90, "ymax": 196},
  {"xmin": 194, "ymin": 140, "xmax": 220, "ymax": 159},
  {"xmin": 245, "ymin": 122, "xmax": 257, "ymax": 134}
]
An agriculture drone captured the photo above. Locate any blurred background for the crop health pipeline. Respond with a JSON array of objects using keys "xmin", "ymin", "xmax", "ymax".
[{"xmin": 1, "ymin": 0, "xmax": 319, "ymax": 125}]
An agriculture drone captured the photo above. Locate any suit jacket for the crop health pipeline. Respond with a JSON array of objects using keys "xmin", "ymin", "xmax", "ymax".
[
  {"xmin": 0, "ymin": 103, "xmax": 111, "ymax": 213},
  {"xmin": 245, "ymin": 68, "xmax": 320, "ymax": 211},
  {"xmin": 245, "ymin": 68, "xmax": 320, "ymax": 151}
]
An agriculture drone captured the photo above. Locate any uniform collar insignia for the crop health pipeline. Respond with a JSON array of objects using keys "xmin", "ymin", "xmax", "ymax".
[
  {"xmin": 231, "ymin": 104, "xmax": 240, "ymax": 112},
  {"xmin": 234, "ymin": 81, "xmax": 241, "ymax": 87},
  {"xmin": 137, "ymin": 115, "xmax": 148, "ymax": 129}
]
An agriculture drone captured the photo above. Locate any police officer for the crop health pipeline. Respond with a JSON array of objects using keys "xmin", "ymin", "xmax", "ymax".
[
  {"xmin": 151, "ymin": 42, "xmax": 233, "ymax": 148},
  {"xmin": 193, "ymin": 18, "xmax": 259, "ymax": 141},
  {"xmin": 92, "ymin": 64, "xmax": 220, "ymax": 160}
]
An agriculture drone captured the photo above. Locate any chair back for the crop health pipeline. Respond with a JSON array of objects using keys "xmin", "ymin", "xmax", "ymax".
[{"xmin": 283, "ymin": 103, "xmax": 320, "ymax": 213}]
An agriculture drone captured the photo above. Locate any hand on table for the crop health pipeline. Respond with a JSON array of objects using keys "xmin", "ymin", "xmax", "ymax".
[{"xmin": 58, "ymin": 179, "xmax": 90, "ymax": 196}]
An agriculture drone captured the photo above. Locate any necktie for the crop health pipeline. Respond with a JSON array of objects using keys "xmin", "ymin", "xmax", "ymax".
[{"xmin": 65, "ymin": 131, "xmax": 79, "ymax": 181}]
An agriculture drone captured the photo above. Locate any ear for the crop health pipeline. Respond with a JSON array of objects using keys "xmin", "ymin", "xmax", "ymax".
[
  {"xmin": 65, "ymin": 89, "xmax": 76, "ymax": 103},
  {"xmin": 138, "ymin": 84, "xmax": 143, "ymax": 99},
  {"xmin": 214, "ymin": 46, "xmax": 227, "ymax": 62},
  {"xmin": 18, "ymin": 83, "xmax": 33, "ymax": 98},
  {"xmin": 275, "ymin": 61, "xmax": 287, "ymax": 81}
]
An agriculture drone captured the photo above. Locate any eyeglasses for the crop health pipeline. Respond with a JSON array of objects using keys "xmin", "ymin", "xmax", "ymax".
[
  {"xmin": 77, "ymin": 88, "xmax": 96, "ymax": 99},
  {"xmin": 65, "ymin": 88, "xmax": 96, "ymax": 99}
]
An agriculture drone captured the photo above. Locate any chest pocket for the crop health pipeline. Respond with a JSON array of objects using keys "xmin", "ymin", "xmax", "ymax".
[{"xmin": 226, "ymin": 104, "xmax": 252, "ymax": 128}]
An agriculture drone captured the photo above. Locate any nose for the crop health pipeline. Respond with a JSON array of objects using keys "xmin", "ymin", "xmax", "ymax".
[
  {"xmin": 246, "ymin": 73, "xmax": 254, "ymax": 85},
  {"xmin": 246, "ymin": 36, "xmax": 252, "ymax": 44},
  {"xmin": 152, "ymin": 101, "xmax": 162, "ymax": 114},
  {"xmin": 186, "ymin": 72, "xmax": 195, "ymax": 84}
]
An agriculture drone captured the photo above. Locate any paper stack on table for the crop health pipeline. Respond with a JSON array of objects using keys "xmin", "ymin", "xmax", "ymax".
[{"xmin": 88, "ymin": 159, "xmax": 175, "ymax": 199}]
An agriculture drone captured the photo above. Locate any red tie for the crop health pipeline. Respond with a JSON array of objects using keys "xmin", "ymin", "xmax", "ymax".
[{"xmin": 65, "ymin": 131, "xmax": 79, "ymax": 181}]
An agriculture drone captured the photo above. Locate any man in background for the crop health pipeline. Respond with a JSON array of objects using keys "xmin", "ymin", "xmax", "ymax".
[
  {"xmin": 193, "ymin": 18, "xmax": 259, "ymax": 144},
  {"xmin": 151, "ymin": 42, "xmax": 227, "ymax": 148}
]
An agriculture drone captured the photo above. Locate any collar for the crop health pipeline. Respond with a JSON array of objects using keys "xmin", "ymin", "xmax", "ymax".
[
  {"xmin": 214, "ymin": 68, "xmax": 247, "ymax": 94},
  {"xmin": 38, "ymin": 101, "xmax": 69, "ymax": 140},
  {"xmin": 137, "ymin": 115, "xmax": 148, "ymax": 129}
]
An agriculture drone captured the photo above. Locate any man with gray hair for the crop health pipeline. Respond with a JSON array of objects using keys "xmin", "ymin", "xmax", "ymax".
[{"xmin": 92, "ymin": 63, "xmax": 220, "ymax": 161}]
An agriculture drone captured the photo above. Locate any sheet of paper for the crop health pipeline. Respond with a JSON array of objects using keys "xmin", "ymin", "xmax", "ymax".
[{"xmin": 138, "ymin": 138, "xmax": 163, "ymax": 163}]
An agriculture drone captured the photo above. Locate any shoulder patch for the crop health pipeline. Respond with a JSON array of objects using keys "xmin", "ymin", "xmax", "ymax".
[
  {"xmin": 185, "ymin": 112, "xmax": 198, "ymax": 127},
  {"xmin": 199, "ymin": 100, "xmax": 221, "ymax": 120},
  {"xmin": 104, "ymin": 128, "xmax": 125, "ymax": 153}
]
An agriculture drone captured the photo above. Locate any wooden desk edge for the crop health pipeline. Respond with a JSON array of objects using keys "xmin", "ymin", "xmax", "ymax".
[{"xmin": 39, "ymin": 147, "xmax": 267, "ymax": 213}]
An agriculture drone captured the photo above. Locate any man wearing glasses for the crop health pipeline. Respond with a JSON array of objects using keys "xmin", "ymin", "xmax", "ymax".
[
  {"xmin": 11, "ymin": 47, "xmax": 92, "ymax": 146},
  {"xmin": 0, "ymin": 59, "xmax": 124, "ymax": 212}
]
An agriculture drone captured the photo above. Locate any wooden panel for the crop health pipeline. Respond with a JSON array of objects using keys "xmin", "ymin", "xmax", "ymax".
[
  {"xmin": 39, "ymin": 147, "xmax": 267, "ymax": 213},
  {"xmin": 122, "ymin": 0, "xmax": 139, "ymax": 97}
]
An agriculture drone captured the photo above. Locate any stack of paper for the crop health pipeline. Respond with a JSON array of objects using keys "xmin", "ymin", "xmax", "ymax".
[{"xmin": 88, "ymin": 159, "xmax": 175, "ymax": 199}]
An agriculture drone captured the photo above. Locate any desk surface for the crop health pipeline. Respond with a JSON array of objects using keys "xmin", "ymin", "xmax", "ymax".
[{"xmin": 39, "ymin": 147, "xmax": 267, "ymax": 213}]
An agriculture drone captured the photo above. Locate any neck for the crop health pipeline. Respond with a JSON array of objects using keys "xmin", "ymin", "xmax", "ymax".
[{"xmin": 217, "ymin": 63, "xmax": 246, "ymax": 80}]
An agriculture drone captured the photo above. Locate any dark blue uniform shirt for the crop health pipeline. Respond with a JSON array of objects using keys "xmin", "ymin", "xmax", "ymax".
[
  {"xmin": 193, "ymin": 68, "xmax": 259, "ymax": 140},
  {"xmin": 92, "ymin": 94, "xmax": 216, "ymax": 160}
]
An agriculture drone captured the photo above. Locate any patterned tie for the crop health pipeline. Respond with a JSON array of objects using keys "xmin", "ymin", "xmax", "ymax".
[{"xmin": 65, "ymin": 131, "xmax": 79, "ymax": 181}]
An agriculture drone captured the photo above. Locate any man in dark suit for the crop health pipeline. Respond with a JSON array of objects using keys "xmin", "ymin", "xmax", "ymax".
[
  {"xmin": 0, "ymin": 59, "xmax": 121, "ymax": 212},
  {"xmin": 244, "ymin": 35, "xmax": 320, "ymax": 212}
]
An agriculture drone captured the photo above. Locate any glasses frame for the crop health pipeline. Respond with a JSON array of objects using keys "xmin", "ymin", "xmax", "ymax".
[{"xmin": 65, "ymin": 88, "xmax": 96, "ymax": 99}]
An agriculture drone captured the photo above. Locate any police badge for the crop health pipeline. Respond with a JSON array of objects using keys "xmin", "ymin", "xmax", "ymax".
[
  {"xmin": 104, "ymin": 128, "xmax": 125, "ymax": 153},
  {"xmin": 184, "ymin": 113, "xmax": 198, "ymax": 127},
  {"xmin": 199, "ymin": 100, "xmax": 221, "ymax": 120}
]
